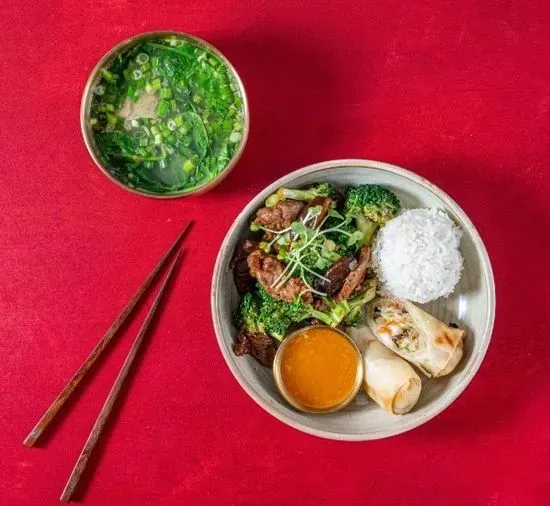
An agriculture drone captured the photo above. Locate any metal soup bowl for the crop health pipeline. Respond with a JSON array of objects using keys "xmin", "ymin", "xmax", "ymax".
[
  {"xmin": 81, "ymin": 31, "xmax": 249, "ymax": 198},
  {"xmin": 273, "ymin": 326, "xmax": 364, "ymax": 414}
]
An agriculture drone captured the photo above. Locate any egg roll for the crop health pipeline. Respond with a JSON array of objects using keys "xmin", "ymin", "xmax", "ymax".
[
  {"xmin": 348, "ymin": 326, "xmax": 422, "ymax": 415},
  {"xmin": 367, "ymin": 298, "xmax": 465, "ymax": 378}
]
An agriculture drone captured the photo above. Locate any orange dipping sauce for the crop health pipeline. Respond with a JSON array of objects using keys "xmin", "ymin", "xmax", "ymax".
[{"xmin": 278, "ymin": 327, "xmax": 361, "ymax": 411}]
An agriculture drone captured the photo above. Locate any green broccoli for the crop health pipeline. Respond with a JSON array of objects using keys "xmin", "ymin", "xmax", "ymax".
[
  {"xmin": 233, "ymin": 291, "xmax": 266, "ymax": 335},
  {"xmin": 323, "ymin": 279, "xmax": 377, "ymax": 327},
  {"xmin": 255, "ymin": 287, "xmax": 312, "ymax": 339},
  {"xmin": 234, "ymin": 287, "xmax": 308, "ymax": 340},
  {"xmin": 265, "ymin": 183, "xmax": 336, "ymax": 207},
  {"xmin": 341, "ymin": 283, "xmax": 377, "ymax": 326},
  {"xmin": 343, "ymin": 184, "xmax": 400, "ymax": 245},
  {"xmin": 322, "ymin": 215, "xmax": 361, "ymax": 257},
  {"xmin": 234, "ymin": 281, "xmax": 377, "ymax": 341}
]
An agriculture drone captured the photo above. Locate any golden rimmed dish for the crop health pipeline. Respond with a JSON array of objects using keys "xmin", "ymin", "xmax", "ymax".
[
  {"xmin": 80, "ymin": 30, "xmax": 249, "ymax": 198},
  {"xmin": 273, "ymin": 326, "xmax": 364, "ymax": 414}
]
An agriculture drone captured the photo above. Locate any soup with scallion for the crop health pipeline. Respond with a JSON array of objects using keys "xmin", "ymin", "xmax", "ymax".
[{"xmin": 89, "ymin": 35, "xmax": 245, "ymax": 195}]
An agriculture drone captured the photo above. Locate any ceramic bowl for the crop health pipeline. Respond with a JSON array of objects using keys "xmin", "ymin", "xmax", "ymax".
[{"xmin": 211, "ymin": 159, "xmax": 495, "ymax": 440}]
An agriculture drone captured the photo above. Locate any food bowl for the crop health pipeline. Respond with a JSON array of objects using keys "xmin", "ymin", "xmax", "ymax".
[
  {"xmin": 81, "ymin": 31, "xmax": 249, "ymax": 198},
  {"xmin": 211, "ymin": 159, "xmax": 495, "ymax": 440}
]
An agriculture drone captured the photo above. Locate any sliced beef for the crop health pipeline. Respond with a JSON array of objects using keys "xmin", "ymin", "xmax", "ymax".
[
  {"xmin": 312, "ymin": 256, "xmax": 358, "ymax": 295},
  {"xmin": 247, "ymin": 249, "xmax": 313, "ymax": 303},
  {"xmin": 231, "ymin": 240, "xmax": 259, "ymax": 295},
  {"xmin": 298, "ymin": 196, "xmax": 333, "ymax": 229},
  {"xmin": 233, "ymin": 330, "xmax": 277, "ymax": 367},
  {"xmin": 335, "ymin": 245, "xmax": 371, "ymax": 302},
  {"xmin": 254, "ymin": 199, "xmax": 305, "ymax": 231}
]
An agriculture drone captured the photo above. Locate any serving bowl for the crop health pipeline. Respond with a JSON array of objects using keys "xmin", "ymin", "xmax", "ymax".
[
  {"xmin": 81, "ymin": 31, "xmax": 249, "ymax": 198},
  {"xmin": 211, "ymin": 159, "xmax": 495, "ymax": 440}
]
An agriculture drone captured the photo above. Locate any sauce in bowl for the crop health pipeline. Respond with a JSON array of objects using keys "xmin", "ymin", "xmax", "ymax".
[{"xmin": 274, "ymin": 326, "xmax": 363, "ymax": 413}]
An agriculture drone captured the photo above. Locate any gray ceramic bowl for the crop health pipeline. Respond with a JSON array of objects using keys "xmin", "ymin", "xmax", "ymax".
[{"xmin": 211, "ymin": 159, "xmax": 495, "ymax": 440}]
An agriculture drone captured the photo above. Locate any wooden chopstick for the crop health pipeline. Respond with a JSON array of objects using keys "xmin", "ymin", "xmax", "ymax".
[
  {"xmin": 60, "ymin": 250, "xmax": 182, "ymax": 502},
  {"xmin": 23, "ymin": 222, "xmax": 191, "ymax": 447}
]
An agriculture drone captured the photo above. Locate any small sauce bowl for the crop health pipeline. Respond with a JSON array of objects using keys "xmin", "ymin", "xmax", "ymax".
[{"xmin": 273, "ymin": 326, "xmax": 363, "ymax": 414}]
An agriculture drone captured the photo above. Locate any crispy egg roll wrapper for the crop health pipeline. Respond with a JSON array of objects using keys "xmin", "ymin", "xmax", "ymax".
[
  {"xmin": 367, "ymin": 298, "xmax": 465, "ymax": 378},
  {"xmin": 348, "ymin": 327, "xmax": 422, "ymax": 415}
]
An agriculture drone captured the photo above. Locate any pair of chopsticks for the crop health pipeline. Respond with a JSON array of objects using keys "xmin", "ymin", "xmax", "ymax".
[{"xmin": 23, "ymin": 222, "xmax": 192, "ymax": 502}]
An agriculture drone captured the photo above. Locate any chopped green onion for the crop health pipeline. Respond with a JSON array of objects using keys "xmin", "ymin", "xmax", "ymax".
[
  {"xmin": 156, "ymin": 99, "xmax": 170, "ymax": 118},
  {"xmin": 229, "ymin": 131, "xmax": 241, "ymax": 143},
  {"xmin": 183, "ymin": 159, "xmax": 195, "ymax": 173},
  {"xmin": 167, "ymin": 120, "xmax": 177, "ymax": 131},
  {"xmin": 127, "ymin": 86, "xmax": 136, "ymax": 99},
  {"xmin": 89, "ymin": 118, "xmax": 97, "ymax": 126},
  {"xmin": 136, "ymin": 53, "xmax": 150, "ymax": 65},
  {"xmin": 151, "ymin": 78, "xmax": 162, "ymax": 90},
  {"xmin": 132, "ymin": 69, "xmax": 144, "ymax": 80},
  {"xmin": 174, "ymin": 115, "xmax": 184, "ymax": 127},
  {"xmin": 101, "ymin": 69, "xmax": 116, "ymax": 82},
  {"xmin": 106, "ymin": 113, "xmax": 118, "ymax": 125},
  {"xmin": 154, "ymin": 133, "xmax": 162, "ymax": 145},
  {"xmin": 94, "ymin": 85, "xmax": 105, "ymax": 96},
  {"xmin": 159, "ymin": 88, "xmax": 172, "ymax": 99}
]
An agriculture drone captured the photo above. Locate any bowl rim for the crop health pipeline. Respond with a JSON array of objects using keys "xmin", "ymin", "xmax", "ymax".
[
  {"xmin": 211, "ymin": 158, "xmax": 496, "ymax": 440},
  {"xmin": 80, "ymin": 30, "xmax": 250, "ymax": 199}
]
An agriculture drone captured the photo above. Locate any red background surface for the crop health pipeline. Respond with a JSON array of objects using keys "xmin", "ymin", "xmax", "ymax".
[{"xmin": 1, "ymin": 1, "xmax": 549, "ymax": 504}]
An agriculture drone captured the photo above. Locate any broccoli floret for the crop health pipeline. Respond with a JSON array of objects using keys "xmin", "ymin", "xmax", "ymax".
[
  {"xmin": 324, "ymin": 279, "xmax": 377, "ymax": 327},
  {"xmin": 343, "ymin": 185, "xmax": 400, "ymax": 245},
  {"xmin": 265, "ymin": 183, "xmax": 336, "ymax": 207},
  {"xmin": 233, "ymin": 291, "xmax": 266, "ymax": 335},
  {"xmin": 256, "ymin": 287, "xmax": 311, "ymax": 339},
  {"xmin": 341, "ymin": 284, "xmax": 377, "ymax": 327},
  {"xmin": 235, "ymin": 280, "xmax": 376, "ymax": 341},
  {"xmin": 323, "ymin": 215, "xmax": 360, "ymax": 256},
  {"xmin": 234, "ymin": 287, "xmax": 313, "ymax": 340}
]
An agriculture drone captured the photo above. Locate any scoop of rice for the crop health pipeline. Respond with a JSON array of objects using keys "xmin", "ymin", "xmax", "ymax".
[{"xmin": 372, "ymin": 208, "xmax": 463, "ymax": 303}]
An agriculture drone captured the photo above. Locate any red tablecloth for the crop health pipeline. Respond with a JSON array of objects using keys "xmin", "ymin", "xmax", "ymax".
[{"xmin": 2, "ymin": 1, "xmax": 549, "ymax": 505}]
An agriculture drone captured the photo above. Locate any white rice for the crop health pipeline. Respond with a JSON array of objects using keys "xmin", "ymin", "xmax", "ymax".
[{"xmin": 372, "ymin": 208, "xmax": 463, "ymax": 303}]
